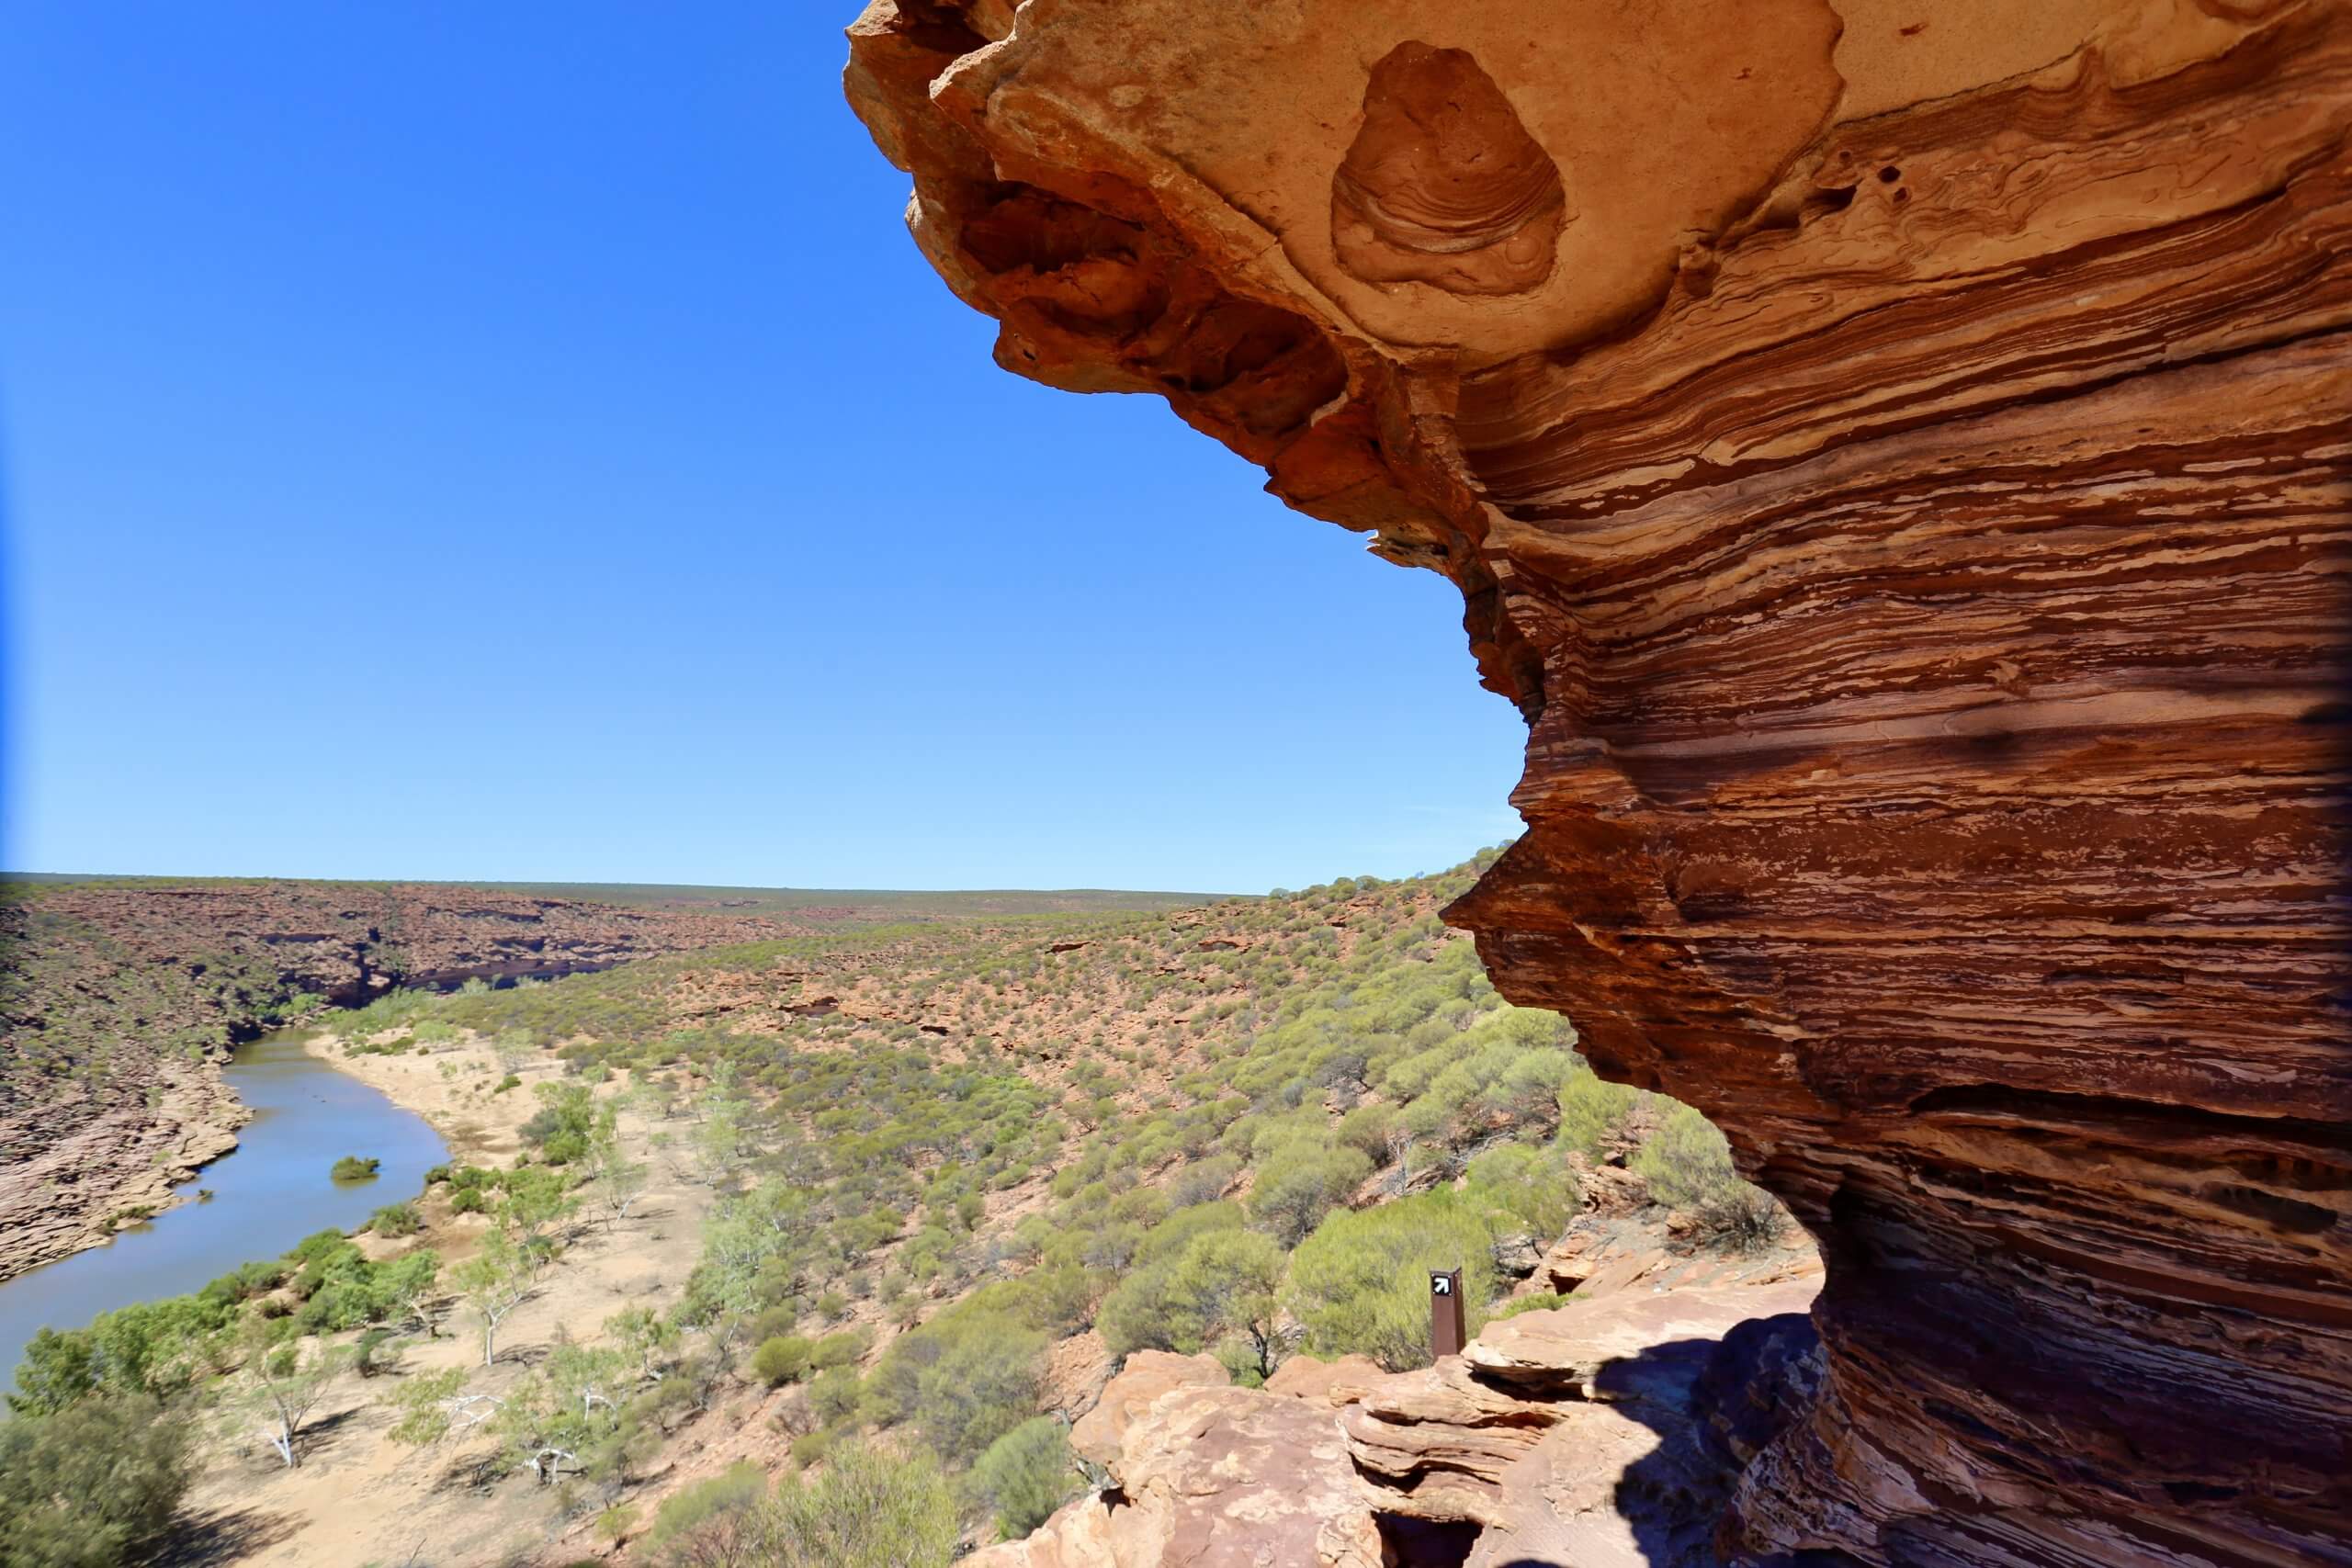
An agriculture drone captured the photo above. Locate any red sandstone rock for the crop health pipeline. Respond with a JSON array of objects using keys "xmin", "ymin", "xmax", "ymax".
[
  {"xmin": 1261, "ymin": 1351, "xmax": 1385, "ymax": 1407},
  {"xmin": 1068, "ymin": 1348, "xmax": 1227, "ymax": 1468},
  {"xmin": 990, "ymin": 1275, "xmax": 1818, "ymax": 1567},
  {"xmin": 977, "ymin": 1374, "xmax": 1382, "ymax": 1568},
  {"xmin": 847, "ymin": 5, "xmax": 2352, "ymax": 1562},
  {"xmin": 1347, "ymin": 1281, "xmax": 1824, "ymax": 1567},
  {"xmin": 1040, "ymin": 1327, "xmax": 1115, "ymax": 1421}
]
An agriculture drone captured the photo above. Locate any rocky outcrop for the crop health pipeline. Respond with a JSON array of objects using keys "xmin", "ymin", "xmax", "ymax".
[
  {"xmin": 980, "ymin": 1277, "xmax": 1819, "ymax": 1568},
  {"xmin": 1348, "ymin": 1281, "xmax": 1825, "ymax": 1567},
  {"xmin": 978, "ymin": 1374, "xmax": 1385, "ymax": 1568},
  {"xmin": 846, "ymin": 5, "xmax": 2352, "ymax": 1562}
]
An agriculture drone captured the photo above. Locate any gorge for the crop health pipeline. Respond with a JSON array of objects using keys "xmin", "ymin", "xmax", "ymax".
[{"xmin": 844, "ymin": 4, "xmax": 2352, "ymax": 1563}]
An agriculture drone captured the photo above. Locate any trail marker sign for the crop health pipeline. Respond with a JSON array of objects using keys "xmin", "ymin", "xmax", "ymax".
[{"xmin": 1430, "ymin": 1268, "xmax": 1465, "ymax": 1359}]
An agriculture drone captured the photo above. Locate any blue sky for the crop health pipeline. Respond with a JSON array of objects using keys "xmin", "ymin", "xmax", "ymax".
[{"xmin": 0, "ymin": 3, "xmax": 1523, "ymax": 894}]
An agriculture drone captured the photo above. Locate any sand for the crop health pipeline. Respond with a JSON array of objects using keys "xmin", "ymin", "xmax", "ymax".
[{"xmin": 176, "ymin": 1034, "xmax": 717, "ymax": 1568}]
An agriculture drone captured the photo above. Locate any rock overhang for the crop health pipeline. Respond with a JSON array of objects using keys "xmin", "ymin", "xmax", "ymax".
[{"xmin": 845, "ymin": 2, "xmax": 2352, "ymax": 1562}]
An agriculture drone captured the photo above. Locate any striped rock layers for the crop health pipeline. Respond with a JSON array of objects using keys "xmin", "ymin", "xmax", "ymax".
[{"xmin": 844, "ymin": 3, "xmax": 2352, "ymax": 1563}]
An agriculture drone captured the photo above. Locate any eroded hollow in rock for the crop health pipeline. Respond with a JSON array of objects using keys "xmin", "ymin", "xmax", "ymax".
[
  {"xmin": 1332, "ymin": 42, "xmax": 1566, "ymax": 297},
  {"xmin": 1373, "ymin": 1511, "xmax": 1483, "ymax": 1568}
]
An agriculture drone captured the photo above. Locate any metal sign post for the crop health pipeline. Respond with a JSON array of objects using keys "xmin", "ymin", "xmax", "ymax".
[{"xmin": 1430, "ymin": 1268, "xmax": 1465, "ymax": 1359}]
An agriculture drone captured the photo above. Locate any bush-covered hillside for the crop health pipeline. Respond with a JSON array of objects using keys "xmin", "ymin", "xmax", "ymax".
[
  {"xmin": 8, "ymin": 850, "xmax": 1781, "ymax": 1563},
  {"xmin": 311, "ymin": 847, "xmax": 1779, "ymax": 1553}
]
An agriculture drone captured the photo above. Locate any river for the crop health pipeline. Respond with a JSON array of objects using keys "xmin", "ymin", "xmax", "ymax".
[{"xmin": 0, "ymin": 1029, "xmax": 447, "ymax": 1400}]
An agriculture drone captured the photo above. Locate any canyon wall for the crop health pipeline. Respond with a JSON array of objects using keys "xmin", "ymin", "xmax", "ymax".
[
  {"xmin": 0, "ymin": 882, "xmax": 789, "ymax": 1279},
  {"xmin": 844, "ymin": 4, "xmax": 2352, "ymax": 1562}
]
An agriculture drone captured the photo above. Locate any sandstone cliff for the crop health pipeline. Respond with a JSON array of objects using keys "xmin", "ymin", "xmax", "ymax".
[{"xmin": 846, "ymin": 4, "xmax": 2352, "ymax": 1562}]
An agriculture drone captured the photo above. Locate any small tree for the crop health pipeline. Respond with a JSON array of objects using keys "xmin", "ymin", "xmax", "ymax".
[
  {"xmin": 1168, "ymin": 1229, "xmax": 1287, "ymax": 1380},
  {"xmin": 492, "ymin": 1030, "xmax": 535, "ymax": 1077},
  {"xmin": 608, "ymin": 1304, "xmax": 679, "ymax": 1381},
  {"xmin": 496, "ymin": 1166, "xmax": 578, "ymax": 1261},
  {"xmin": 383, "ymin": 1365, "xmax": 502, "ymax": 1447},
  {"xmin": 0, "ymin": 1393, "xmax": 193, "ymax": 1564},
  {"xmin": 452, "ymin": 1230, "xmax": 532, "ymax": 1367},
  {"xmin": 235, "ymin": 1333, "xmax": 346, "ymax": 1468},
  {"xmin": 492, "ymin": 1343, "xmax": 628, "ymax": 1484},
  {"xmin": 586, "ymin": 1123, "xmax": 649, "ymax": 1231},
  {"xmin": 695, "ymin": 1101, "xmax": 748, "ymax": 1190},
  {"xmin": 376, "ymin": 1248, "xmax": 444, "ymax": 1338}
]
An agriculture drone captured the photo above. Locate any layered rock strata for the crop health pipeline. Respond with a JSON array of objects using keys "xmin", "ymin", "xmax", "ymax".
[{"xmin": 846, "ymin": 4, "xmax": 2352, "ymax": 1562}]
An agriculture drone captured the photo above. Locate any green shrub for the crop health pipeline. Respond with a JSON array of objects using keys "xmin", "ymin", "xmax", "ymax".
[
  {"xmin": 1464, "ymin": 1144, "xmax": 1577, "ymax": 1242},
  {"xmin": 863, "ymin": 1308, "xmax": 1043, "ymax": 1464},
  {"xmin": 1246, "ymin": 1142, "xmax": 1372, "ymax": 1247},
  {"xmin": 646, "ymin": 1460, "xmax": 766, "ymax": 1551},
  {"xmin": 808, "ymin": 1366, "xmax": 861, "ymax": 1424},
  {"xmin": 596, "ymin": 1504, "xmax": 638, "ymax": 1545},
  {"xmin": 1632, "ymin": 1102, "xmax": 1734, "ymax": 1210},
  {"xmin": 1630, "ymin": 1105, "xmax": 1783, "ymax": 1249},
  {"xmin": 756, "ymin": 1442, "xmax": 956, "ymax": 1567},
  {"xmin": 330, "ymin": 1156, "xmax": 380, "ymax": 1182},
  {"xmin": 197, "ymin": 1258, "xmax": 287, "ymax": 1307},
  {"xmin": 7, "ymin": 1330, "xmax": 96, "ymax": 1417},
  {"xmin": 0, "ymin": 1394, "xmax": 192, "ymax": 1567},
  {"xmin": 1099, "ymin": 1220, "xmax": 1282, "ymax": 1373},
  {"xmin": 1555, "ymin": 1069, "xmax": 1637, "ymax": 1157},
  {"xmin": 1335, "ymin": 1102, "xmax": 1397, "ymax": 1165},
  {"xmin": 808, "ymin": 1331, "xmax": 865, "ymax": 1371},
  {"xmin": 368, "ymin": 1201, "xmax": 423, "ymax": 1237},
  {"xmin": 1284, "ymin": 1189, "xmax": 1502, "ymax": 1371},
  {"xmin": 971, "ymin": 1416, "xmax": 1079, "ymax": 1541},
  {"xmin": 752, "ymin": 1335, "xmax": 813, "ymax": 1386}
]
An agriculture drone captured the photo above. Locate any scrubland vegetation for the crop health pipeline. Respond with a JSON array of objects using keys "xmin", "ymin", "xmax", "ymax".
[
  {"xmin": 5, "ymin": 849, "xmax": 1783, "ymax": 1564},
  {"xmin": 0, "ymin": 892, "xmax": 323, "ymax": 1130}
]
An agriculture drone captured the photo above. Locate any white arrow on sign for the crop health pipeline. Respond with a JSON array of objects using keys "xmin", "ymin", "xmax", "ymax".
[{"xmin": 1431, "ymin": 1275, "xmax": 1453, "ymax": 1295}]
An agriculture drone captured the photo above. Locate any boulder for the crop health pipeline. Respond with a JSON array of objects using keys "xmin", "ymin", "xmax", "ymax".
[
  {"xmin": 1068, "ymin": 1348, "xmax": 1225, "ymax": 1469},
  {"xmin": 973, "ymin": 1377, "xmax": 1381, "ymax": 1568},
  {"xmin": 1262, "ymin": 1353, "xmax": 1385, "ymax": 1408}
]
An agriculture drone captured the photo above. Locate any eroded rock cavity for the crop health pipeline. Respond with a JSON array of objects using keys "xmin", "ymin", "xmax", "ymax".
[
  {"xmin": 1331, "ymin": 43, "xmax": 1566, "ymax": 297},
  {"xmin": 845, "ymin": 3, "xmax": 2352, "ymax": 1562}
]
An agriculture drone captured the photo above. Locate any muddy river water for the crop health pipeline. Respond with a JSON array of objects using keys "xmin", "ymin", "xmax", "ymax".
[{"xmin": 0, "ymin": 1029, "xmax": 447, "ymax": 1399}]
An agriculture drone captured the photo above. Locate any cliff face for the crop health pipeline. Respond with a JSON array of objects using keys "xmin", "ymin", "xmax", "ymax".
[{"xmin": 844, "ymin": 5, "xmax": 2352, "ymax": 1563}]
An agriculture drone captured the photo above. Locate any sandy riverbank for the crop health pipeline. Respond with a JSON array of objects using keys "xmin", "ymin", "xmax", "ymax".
[
  {"xmin": 180, "ymin": 1032, "xmax": 719, "ymax": 1567},
  {"xmin": 293, "ymin": 1032, "xmax": 539, "ymax": 1167}
]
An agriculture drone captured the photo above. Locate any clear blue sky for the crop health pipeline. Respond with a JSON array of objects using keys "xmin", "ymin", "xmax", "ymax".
[{"xmin": 0, "ymin": 3, "xmax": 1523, "ymax": 894}]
